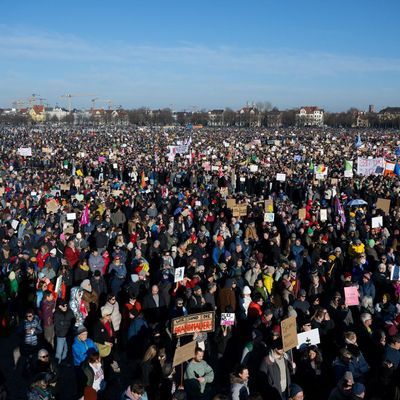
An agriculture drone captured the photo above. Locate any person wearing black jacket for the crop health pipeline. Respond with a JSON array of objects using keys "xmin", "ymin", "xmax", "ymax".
[{"xmin": 54, "ymin": 300, "xmax": 74, "ymax": 364}]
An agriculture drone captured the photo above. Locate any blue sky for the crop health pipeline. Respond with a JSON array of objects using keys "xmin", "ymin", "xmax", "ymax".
[{"xmin": 1, "ymin": 0, "xmax": 399, "ymax": 112}]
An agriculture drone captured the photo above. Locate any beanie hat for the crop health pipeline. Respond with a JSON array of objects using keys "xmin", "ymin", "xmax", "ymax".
[
  {"xmin": 243, "ymin": 286, "xmax": 251, "ymax": 295},
  {"xmin": 289, "ymin": 383, "xmax": 303, "ymax": 398},
  {"xmin": 101, "ymin": 303, "xmax": 113, "ymax": 317}
]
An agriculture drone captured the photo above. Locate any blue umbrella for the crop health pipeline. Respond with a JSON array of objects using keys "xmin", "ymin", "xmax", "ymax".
[{"xmin": 347, "ymin": 199, "xmax": 368, "ymax": 207}]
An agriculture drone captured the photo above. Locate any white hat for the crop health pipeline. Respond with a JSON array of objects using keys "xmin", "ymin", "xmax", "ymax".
[
  {"xmin": 50, "ymin": 248, "xmax": 57, "ymax": 255},
  {"xmin": 243, "ymin": 286, "xmax": 251, "ymax": 295}
]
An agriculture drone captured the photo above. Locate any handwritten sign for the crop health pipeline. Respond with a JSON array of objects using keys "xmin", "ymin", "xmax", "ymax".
[
  {"xmin": 264, "ymin": 213, "xmax": 275, "ymax": 223},
  {"xmin": 46, "ymin": 199, "xmax": 59, "ymax": 214},
  {"xmin": 371, "ymin": 216, "xmax": 383, "ymax": 229},
  {"xmin": 281, "ymin": 316, "xmax": 298, "ymax": 352},
  {"xmin": 173, "ymin": 341, "xmax": 196, "ymax": 367},
  {"xmin": 67, "ymin": 213, "xmax": 76, "ymax": 221},
  {"xmin": 226, "ymin": 198, "xmax": 236, "ymax": 209},
  {"xmin": 320, "ymin": 209, "xmax": 327, "ymax": 222},
  {"xmin": 265, "ymin": 199, "xmax": 274, "ymax": 213},
  {"xmin": 172, "ymin": 312, "xmax": 215, "ymax": 336},
  {"xmin": 17, "ymin": 147, "xmax": 32, "ymax": 157},
  {"xmin": 376, "ymin": 198, "xmax": 391, "ymax": 215},
  {"xmin": 221, "ymin": 313, "xmax": 235, "ymax": 326},
  {"xmin": 232, "ymin": 204, "xmax": 247, "ymax": 217},
  {"xmin": 276, "ymin": 173, "xmax": 286, "ymax": 182},
  {"xmin": 344, "ymin": 286, "xmax": 359, "ymax": 306},
  {"xmin": 298, "ymin": 208, "xmax": 306, "ymax": 220}
]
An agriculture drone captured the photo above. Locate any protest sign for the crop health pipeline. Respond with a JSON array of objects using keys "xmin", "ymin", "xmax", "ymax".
[
  {"xmin": 357, "ymin": 157, "xmax": 385, "ymax": 176},
  {"xmin": 60, "ymin": 184, "xmax": 70, "ymax": 191},
  {"xmin": 390, "ymin": 265, "xmax": 400, "ymax": 281},
  {"xmin": 298, "ymin": 208, "xmax": 306, "ymax": 220},
  {"xmin": 11, "ymin": 220, "xmax": 19, "ymax": 230},
  {"xmin": 173, "ymin": 341, "xmax": 196, "ymax": 367},
  {"xmin": 221, "ymin": 313, "xmax": 235, "ymax": 326},
  {"xmin": 42, "ymin": 147, "xmax": 52, "ymax": 154},
  {"xmin": 226, "ymin": 198, "xmax": 236, "ymax": 209},
  {"xmin": 320, "ymin": 209, "xmax": 327, "ymax": 222},
  {"xmin": 296, "ymin": 328, "xmax": 321, "ymax": 350},
  {"xmin": 232, "ymin": 204, "xmax": 247, "ymax": 217},
  {"xmin": 265, "ymin": 199, "xmax": 274, "ymax": 213},
  {"xmin": 17, "ymin": 147, "xmax": 32, "ymax": 157},
  {"xmin": 67, "ymin": 213, "xmax": 76, "ymax": 221},
  {"xmin": 344, "ymin": 286, "xmax": 359, "ymax": 306},
  {"xmin": 249, "ymin": 164, "xmax": 258, "ymax": 172},
  {"xmin": 172, "ymin": 312, "xmax": 215, "ymax": 336},
  {"xmin": 344, "ymin": 170, "xmax": 353, "ymax": 178},
  {"xmin": 46, "ymin": 199, "xmax": 59, "ymax": 214},
  {"xmin": 276, "ymin": 173, "xmax": 286, "ymax": 182},
  {"xmin": 220, "ymin": 187, "xmax": 229, "ymax": 197},
  {"xmin": 0, "ymin": 187, "xmax": 4, "ymax": 196},
  {"xmin": 371, "ymin": 216, "xmax": 383, "ymax": 229},
  {"xmin": 376, "ymin": 198, "xmax": 391, "ymax": 215},
  {"xmin": 264, "ymin": 213, "xmax": 275, "ymax": 223},
  {"xmin": 281, "ymin": 316, "xmax": 298, "ymax": 352},
  {"xmin": 331, "ymin": 178, "xmax": 338, "ymax": 186},
  {"xmin": 174, "ymin": 267, "xmax": 185, "ymax": 283},
  {"xmin": 55, "ymin": 276, "xmax": 63, "ymax": 296}
]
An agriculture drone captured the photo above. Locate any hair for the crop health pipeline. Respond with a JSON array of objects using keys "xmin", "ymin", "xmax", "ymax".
[
  {"xmin": 344, "ymin": 331, "xmax": 357, "ymax": 342},
  {"xmin": 130, "ymin": 382, "xmax": 145, "ymax": 395},
  {"xmin": 361, "ymin": 296, "xmax": 373, "ymax": 309},
  {"xmin": 142, "ymin": 345, "xmax": 157, "ymax": 363},
  {"xmin": 195, "ymin": 347, "xmax": 204, "ymax": 355},
  {"xmin": 234, "ymin": 364, "xmax": 249, "ymax": 377},
  {"xmin": 360, "ymin": 312, "xmax": 372, "ymax": 324},
  {"xmin": 87, "ymin": 350, "xmax": 100, "ymax": 363}
]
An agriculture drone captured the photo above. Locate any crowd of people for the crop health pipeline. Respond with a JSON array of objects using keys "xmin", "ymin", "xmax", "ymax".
[{"xmin": 0, "ymin": 123, "xmax": 400, "ymax": 400}]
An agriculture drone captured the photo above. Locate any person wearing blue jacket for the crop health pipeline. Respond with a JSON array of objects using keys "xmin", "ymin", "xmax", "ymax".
[{"xmin": 72, "ymin": 326, "xmax": 98, "ymax": 367}]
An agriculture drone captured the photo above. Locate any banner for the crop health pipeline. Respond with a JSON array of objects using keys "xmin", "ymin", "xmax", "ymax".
[
  {"xmin": 357, "ymin": 157, "xmax": 385, "ymax": 176},
  {"xmin": 344, "ymin": 286, "xmax": 359, "ymax": 306},
  {"xmin": 172, "ymin": 312, "xmax": 215, "ymax": 336},
  {"xmin": 17, "ymin": 147, "xmax": 32, "ymax": 157}
]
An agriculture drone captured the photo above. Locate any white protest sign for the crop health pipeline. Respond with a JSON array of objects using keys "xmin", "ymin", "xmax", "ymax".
[
  {"xmin": 11, "ymin": 220, "xmax": 19, "ymax": 230},
  {"xmin": 276, "ymin": 173, "xmax": 286, "ymax": 182},
  {"xmin": 67, "ymin": 213, "xmax": 77, "ymax": 221},
  {"xmin": 390, "ymin": 265, "xmax": 400, "ymax": 281},
  {"xmin": 297, "ymin": 328, "xmax": 321, "ymax": 349},
  {"xmin": 264, "ymin": 213, "xmax": 275, "ymax": 222},
  {"xmin": 371, "ymin": 216, "xmax": 383, "ymax": 228},
  {"xmin": 320, "ymin": 209, "xmax": 327, "ymax": 222},
  {"xmin": 344, "ymin": 170, "xmax": 353, "ymax": 178},
  {"xmin": 17, "ymin": 147, "xmax": 32, "ymax": 157},
  {"xmin": 249, "ymin": 165, "xmax": 258, "ymax": 172},
  {"xmin": 221, "ymin": 313, "xmax": 235, "ymax": 326},
  {"xmin": 174, "ymin": 267, "xmax": 185, "ymax": 283}
]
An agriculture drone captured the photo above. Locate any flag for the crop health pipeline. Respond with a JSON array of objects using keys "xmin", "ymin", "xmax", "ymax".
[
  {"xmin": 384, "ymin": 161, "xmax": 396, "ymax": 176},
  {"xmin": 140, "ymin": 170, "xmax": 147, "ymax": 189},
  {"xmin": 355, "ymin": 134, "xmax": 362, "ymax": 149},
  {"xmin": 309, "ymin": 160, "xmax": 314, "ymax": 172},
  {"xmin": 395, "ymin": 162, "xmax": 400, "ymax": 176},
  {"xmin": 80, "ymin": 204, "xmax": 89, "ymax": 226},
  {"xmin": 335, "ymin": 197, "xmax": 346, "ymax": 226},
  {"xmin": 76, "ymin": 169, "xmax": 83, "ymax": 177},
  {"xmin": 344, "ymin": 160, "xmax": 353, "ymax": 171}
]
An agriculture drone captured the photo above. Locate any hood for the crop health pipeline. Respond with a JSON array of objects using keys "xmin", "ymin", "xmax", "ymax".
[
  {"xmin": 70, "ymin": 286, "xmax": 83, "ymax": 301},
  {"xmin": 230, "ymin": 373, "xmax": 246, "ymax": 385}
]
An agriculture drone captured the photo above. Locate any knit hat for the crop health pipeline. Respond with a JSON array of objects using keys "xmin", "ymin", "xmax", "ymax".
[
  {"xmin": 363, "ymin": 272, "xmax": 372, "ymax": 281},
  {"xmin": 243, "ymin": 286, "xmax": 251, "ymax": 295},
  {"xmin": 289, "ymin": 383, "xmax": 303, "ymax": 398},
  {"xmin": 50, "ymin": 248, "xmax": 57, "ymax": 255},
  {"xmin": 76, "ymin": 325, "xmax": 87, "ymax": 335},
  {"xmin": 80, "ymin": 279, "xmax": 92, "ymax": 292}
]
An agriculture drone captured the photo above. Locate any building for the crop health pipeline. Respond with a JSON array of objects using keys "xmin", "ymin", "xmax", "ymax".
[
  {"xmin": 208, "ymin": 109, "xmax": 225, "ymax": 126},
  {"xmin": 368, "ymin": 104, "xmax": 376, "ymax": 113},
  {"xmin": 353, "ymin": 111, "xmax": 370, "ymax": 128},
  {"xmin": 296, "ymin": 106, "xmax": 324, "ymax": 127},
  {"xmin": 46, "ymin": 107, "xmax": 69, "ymax": 121},
  {"xmin": 29, "ymin": 105, "xmax": 46, "ymax": 122},
  {"xmin": 236, "ymin": 106, "xmax": 261, "ymax": 127},
  {"xmin": 267, "ymin": 109, "xmax": 283, "ymax": 128}
]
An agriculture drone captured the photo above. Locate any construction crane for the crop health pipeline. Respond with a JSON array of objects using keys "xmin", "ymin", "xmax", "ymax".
[
  {"xmin": 38, "ymin": 98, "xmax": 47, "ymax": 106},
  {"xmin": 28, "ymin": 93, "xmax": 40, "ymax": 108},
  {"xmin": 60, "ymin": 93, "xmax": 97, "ymax": 112},
  {"xmin": 95, "ymin": 99, "xmax": 114, "ymax": 110},
  {"xmin": 12, "ymin": 99, "xmax": 28, "ymax": 111},
  {"xmin": 91, "ymin": 97, "xmax": 99, "ymax": 111}
]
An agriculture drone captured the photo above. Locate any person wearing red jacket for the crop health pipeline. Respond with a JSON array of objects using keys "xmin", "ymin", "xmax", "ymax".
[
  {"xmin": 64, "ymin": 240, "xmax": 80, "ymax": 269},
  {"xmin": 248, "ymin": 293, "xmax": 264, "ymax": 319},
  {"xmin": 36, "ymin": 245, "xmax": 50, "ymax": 270}
]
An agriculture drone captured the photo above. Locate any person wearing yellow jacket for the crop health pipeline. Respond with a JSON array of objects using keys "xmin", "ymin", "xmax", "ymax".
[
  {"xmin": 262, "ymin": 266, "xmax": 275, "ymax": 296},
  {"xmin": 348, "ymin": 238, "xmax": 365, "ymax": 259}
]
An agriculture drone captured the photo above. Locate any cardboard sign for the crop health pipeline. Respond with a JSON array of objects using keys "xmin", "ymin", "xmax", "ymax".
[
  {"xmin": 376, "ymin": 198, "xmax": 391, "ymax": 216},
  {"xmin": 172, "ymin": 312, "xmax": 215, "ymax": 336},
  {"xmin": 276, "ymin": 173, "xmax": 286, "ymax": 182},
  {"xmin": 174, "ymin": 267, "xmax": 185, "ymax": 283},
  {"xmin": 264, "ymin": 213, "xmax": 275, "ymax": 222},
  {"xmin": 265, "ymin": 199, "xmax": 274, "ymax": 213},
  {"xmin": 221, "ymin": 313, "xmax": 235, "ymax": 326},
  {"xmin": 42, "ymin": 147, "xmax": 52, "ymax": 154},
  {"xmin": 281, "ymin": 316, "xmax": 298, "ymax": 352},
  {"xmin": 220, "ymin": 187, "xmax": 229, "ymax": 197},
  {"xmin": 226, "ymin": 198, "xmax": 236, "ymax": 209},
  {"xmin": 46, "ymin": 199, "xmax": 59, "ymax": 214},
  {"xmin": 60, "ymin": 184, "xmax": 70, "ymax": 191},
  {"xmin": 298, "ymin": 208, "xmax": 306, "ymax": 220},
  {"xmin": 371, "ymin": 216, "xmax": 383, "ymax": 229},
  {"xmin": 112, "ymin": 190, "xmax": 123, "ymax": 197},
  {"xmin": 0, "ymin": 187, "xmax": 4, "ymax": 196},
  {"xmin": 320, "ymin": 209, "xmax": 327, "ymax": 222},
  {"xmin": 390, "ymin": 265, "xmax": 400, "ymax": 281},
  {"xmin": 173, "ymin": 341, "xmax": 196, "ymax": 367},
  {"xmin": 67, "ymin": 213, "xmax": 76, "ymax": 221},
  {"xmin": 296, "ymin": 328, "xmax": 321, "ymax": 350},
  {"xmin": 232, "ymin": 204, "xmax": 247, "ymax": 217},
  {"xmin": 344, "ymin": 286, "xmax": 359, "ymax": 306},
  {"xmin": 331, "ymin": 178, "xmax": 338, "ymax": 186}
]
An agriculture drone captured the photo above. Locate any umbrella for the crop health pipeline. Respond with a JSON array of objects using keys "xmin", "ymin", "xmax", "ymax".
[{"xmin": 347, "ymin": 199, "xmax": 368, "ymax": 207}]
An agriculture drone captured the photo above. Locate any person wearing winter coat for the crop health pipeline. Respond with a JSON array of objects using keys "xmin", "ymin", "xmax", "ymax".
[
  {"xmin": 40, "ymin": 290, "xmax": 56, "ymax": 348},
  {"xmin": 258, "ymin": 339, "xmax": 295, "ymax": 400},
  {"xmin": 230, "ymin": 366, "xmax": 250, "ymax": 400},
  {"xmin": 53, "ymin": 299, "xmax": 73, "ymax": 361},
  {"xmin": 104, "ymin": 294, "xmax": 122, "ymax": 333},
  {"xmin": 72, "ymin": 326, "xmax": 98, "ymax": 367},
  {"xmin": 69, "ymin": 287, "xmax": 87, "ymax": 327},
  {"xmin": 328, "ymin": 371, "xmax": 354, "ymax": 400},
  {"xmin": 88, "ymin": 249, "xmax": 105, "ymax": 276},
  {"xmin": 64, "ymin": 240, "xmax": 80, "ymax": 269},
  {"xmin": 217, "ymin": 278, "xmax": 237, "ymax": 312}
]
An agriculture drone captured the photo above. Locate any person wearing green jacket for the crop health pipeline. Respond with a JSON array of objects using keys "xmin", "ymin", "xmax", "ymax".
[{"xmin": 184, "ymin": 347, "xmax": 214, "ymax": 400}]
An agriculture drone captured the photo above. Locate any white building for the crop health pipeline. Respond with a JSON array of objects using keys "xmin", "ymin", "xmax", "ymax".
[
  {"xmin": 296, "ymin": 106, "xmax": 324, "ymax": 127},
  {"xmin": 46, "ymin": 107, "xmax": 69, "ymax": 121}
]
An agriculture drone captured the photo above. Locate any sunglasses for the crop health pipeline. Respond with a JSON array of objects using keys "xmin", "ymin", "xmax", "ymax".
[
  {"xmin": 26, "ymin": 315, "xmax": 33, "ymax": 318},
  {"xmin": 40, "ymin": 355, "xmax": 49, "ymax": 359}
]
